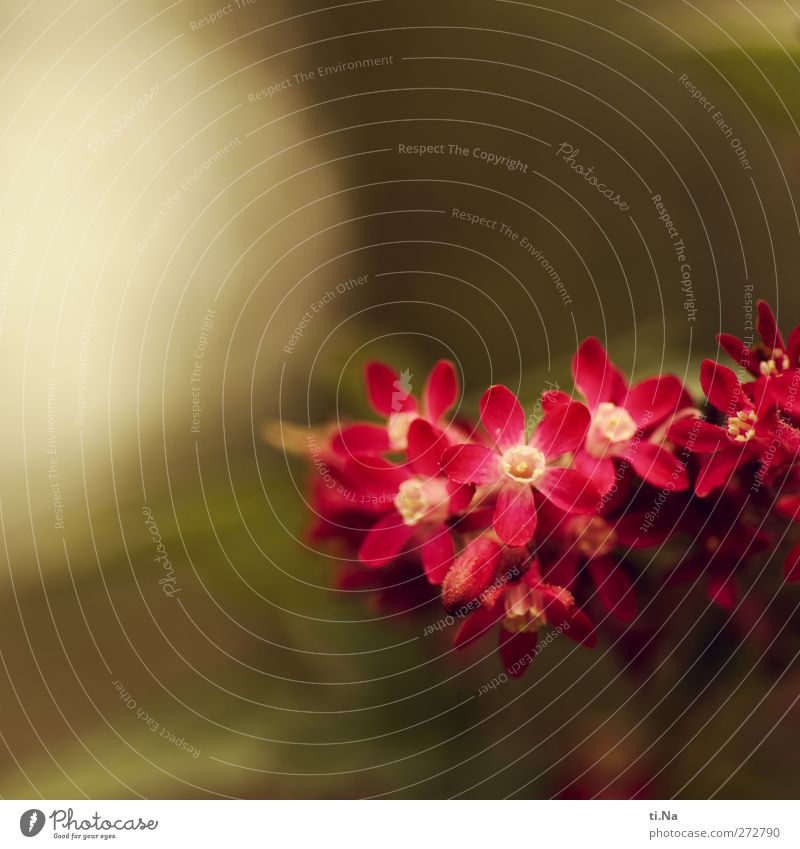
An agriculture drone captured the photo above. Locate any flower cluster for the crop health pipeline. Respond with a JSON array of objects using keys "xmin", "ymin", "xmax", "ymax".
[{"xmin": 304, "ymin": 302, "xmax": 800, "ymax": 678}]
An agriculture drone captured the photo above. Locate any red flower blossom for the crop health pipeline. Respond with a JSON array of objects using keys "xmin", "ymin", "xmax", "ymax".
[
  {"xmin": 451, "ymin": 557, "xmax": 596, "ymax": 677},
  {"xmin": 719, "ymin": 300, "xmax": 799, "ymax": 378},
  {"xmin": 333, "ymin": 359, "xmax": 461, "ymax": 457},
  {"xmin": 305, "ymin": 432, "xmax": 388, "ymax": 547},
  {"xmin": 668, "ymin": 360, "xmax": 797, "ymax": 496},
  {"xmin": 570, "ymin": 338, "xmax": 690, "ymax": 494},
  {"xmin": 347, "ymin": 418, "xmax": 476, "ymax": 584},
  {"xmin": 440, "ymin": 385, "xmax": 598, "ymax": 547}
]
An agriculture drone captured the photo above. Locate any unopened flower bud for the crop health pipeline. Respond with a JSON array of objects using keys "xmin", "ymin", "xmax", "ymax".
[{"xmin": 441, "ymin": 536, "xmax": 502, "ymax": 614}]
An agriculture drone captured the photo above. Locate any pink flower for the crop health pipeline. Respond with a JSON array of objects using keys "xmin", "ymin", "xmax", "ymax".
[
  {"xmin": 571, "ymin": 338, "xmax": 691, "ymax": 494},
  {"xmin": 305, "ymin": 434, "xmax": 388, "ymax": 547},
  {"xmin": 668, "ymin": 360, "xmax": 796, "ymax": 496},
  {"xmin": 440, "ymin": 385, "xmax": 598, "ymax": 547},
  {"xmin": 333, "ymin": 360, "xmax": 460, "ymax": 457},
  {"xmin": 451, "ymin": 558, "xmax": 596, "ymax": 678},
  {"xmin": 719, "ymin": 300, "xmax": 799, "ymax": 379},
  {"xmin": 347, "ymin": 418, "xmax": 476, "ymax": 584}
]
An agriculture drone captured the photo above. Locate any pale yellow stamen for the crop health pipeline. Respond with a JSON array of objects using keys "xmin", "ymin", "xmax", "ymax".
[
  {"xmin": 503, "ymin": 584, "xmax": 574, "ymax": 633},
  {"xmin": 727, "ymin": 409, "xmax": 757, "ymax": 443},
  {"xmin": 387, "ymin": 412, "xmax": 417, "ymax": 450},
  {"xmin": 586, "ymin": 402, "xmax": 638, "ymax": 458},
  {"xmin": 757, "ymin": 348, "xmax": 790, "ymax": 377},
  {"xmin": 394, "ymin": 479, "xmax": 428, "ymax": 526},
  {"xmin": 394, "ymin": 477, "xmax": 449, "ymax": 527},
  {"xmin": 500, "ymin": 445, "xmax": 546, "ymax": 484}
]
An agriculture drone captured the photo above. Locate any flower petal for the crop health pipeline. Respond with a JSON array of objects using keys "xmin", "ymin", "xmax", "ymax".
[
  {"xmin": 358, "ymin": 513, "xmax": 413, "ymax": 568},
  {"xmin": 420, "ymin": 525, "xmax": 454, "ymax": 585},
  {"xmin": 718, "ymin": 333, "xmax": 759, "ymax": 375},
  {"xmin": 667, "ymin": 417, "xmax": 725, "ymax": 453},
  {"xmin": 407, "ymin": 418, "xmax": 447, "ymax": 476},
  {"xmin": 440, "ymin": 443, "xmax": 501, "ymax": 485},
  {"xmin": 625, "ymin": 375, "xmax": 685, "ymax": 428},
  {"xmin": 536, "ymin": 468, "xmax": 599, "ymax": 515},
  {"xmin": 447, "ymin": 480, "xmax": 475, "ymax": 514},
  {"xmin": 562, "ymin": 607, "xmax": 597, "ymax": 647},
  {"xmin": 332, "ymin": 423, "xmax": 390, "ymax": 457},
  {"xmin": 450, "ymin": 505, "xmax": 494, "ymax": 534},
  {"xmin": 626, "ymin": 442, "xmax": 689, "ymax": 490},
  {"xmin": 498, "ymin": 628, "xmax": 539, "ymax": 677},
  {"xmin": 424, "ymin": 359, "xmax": 458, "ymax": 423},
  {"xmin": 756, "ymin": 299, "xmax": 785, "ymax": 351},
  {"xmin": 614, "ymin": 509, "xmax": 677, "ymax": 549},
  {"xmin": 541, "ymin": 389, "xmax": 573, "ymax": 413},
  {"xmin": 494, "ymin": 482, "xmax": 538, "ymax": 546},
  {"xmin": 531, "ymin": 401, "xmax": 591, "ymax": 460},
  {"xmin": 700, "ymin": 359, "xmax": 749, "ymax": 416},
  {"xmin": 767, "ymin": 369, "xmax": 800, "ymax": 410},
  {"xmin": 695, "ymin": 448, "xmax": 740, "ymax": 497},
  {"xmin": 588, "ymin": 556, "xmax": 636, "ymax": 623},
  {"xmin": 480, "ymin": 384, "xmax": 526, "ymax": 450},
  {"xmin": 344, "ymin": 456, "xmax": 408, "ymax": 496},
  {"xmin": 788, "ymin": 324, "xmax": 800, "ymax": 368},
  {"xmin": 571, "ymin": 337, "xmax": 627, "ymax": 409},
  {"xmin": 365, "ymin": 361, "xmax": 416, "ymax": 416},
  {"xmin": 453, "ymin": 605, "xmax": 503, "ymax": 649},
  {"xmin": 573, "ymin": 448, "xmax": 617, "ymax": 496}
]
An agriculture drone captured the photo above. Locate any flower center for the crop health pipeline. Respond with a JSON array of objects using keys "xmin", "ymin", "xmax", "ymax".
[
  {"xmin": 567, "ymin": 515, "xmax": 617, "ymax": 557},
  {"xmin": 503, "ymin": 584, "xmax": 574, "ymax": 633},
  {"xmin": 727, "ymin": 409, "xmax": 757, "ymax": 443},
  {"xmin": 394, "ymin": 477, "xmax": 448, "ymax": 526},
  {"xmin": 387, "ymin": 412, "xmax": 418, "ymax": 451},
  {"xmin": 759, "ymin": 352, "xmax": 790, "ymax": 376},
  {"xmin": 586, "ymin": 403, "xmax": 637, "ymax": 457},
  {"xmin": 500, "ymin": 445, "xmax": 546, "ymax": 484},
  {"xmin": 756, "ymin": 346, "xmax": 790, "ymax": 377},
  {"xmin": 594, "ymin": 402, "xmax": 637, "ymax": 442},
  {"xmin": 503, "ymin": 585, "xmax": 547, "ymax": 633}
]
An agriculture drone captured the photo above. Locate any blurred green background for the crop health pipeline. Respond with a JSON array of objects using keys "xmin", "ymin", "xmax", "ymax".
[{"xmin": 1, "ymin": 0, "xmax": 799, "ymax": 798}]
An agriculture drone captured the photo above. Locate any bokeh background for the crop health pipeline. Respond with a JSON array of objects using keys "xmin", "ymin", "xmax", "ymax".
[{"xmin": 1, "ymin": 0, "xmax": 800, "ymax": 798}]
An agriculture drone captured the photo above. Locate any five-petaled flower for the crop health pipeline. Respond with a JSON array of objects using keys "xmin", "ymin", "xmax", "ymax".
[
  {"xmin": 440, "ymin": 385, "xmax": 599, "ymax": 546},
  {"xmin": 347, "ymin": 418, "xmax": 477, "ymax": 584},
  {"xmin": 570, "ymin": 337, "xmax": 691, "ymax": 495},
  {"xmin": 668, "ymin": 360, "xmax": 798, "ymax": 496},
  {"xmin": 718, "ymin": 300, "xmax": 800, "ymax": 411},
  {"xmin": 451, "ymin": 556, "xmax": 596, "ymax": 677},
  {"xmin": 333, "ymin": 360, "xmax": 461, "ymax": 457}
]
